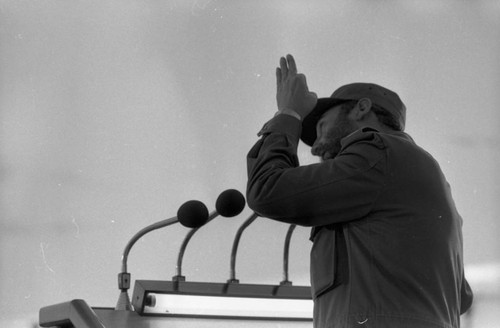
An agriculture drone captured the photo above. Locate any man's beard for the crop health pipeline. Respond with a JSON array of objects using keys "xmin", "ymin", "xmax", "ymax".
[{"xmin": 311, "ymin": 115, "xmax": 357, "ymax": 161}]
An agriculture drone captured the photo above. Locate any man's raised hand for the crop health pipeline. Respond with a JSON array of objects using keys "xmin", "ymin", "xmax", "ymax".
[{"xmin": 276, "ymin": 54, "xmax": 317, "ymax": 120}]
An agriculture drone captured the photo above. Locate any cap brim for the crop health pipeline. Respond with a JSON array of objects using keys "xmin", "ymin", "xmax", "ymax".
[{"xmin": 300, "ymin": 98, "xmax": 347, "ymax": 146}]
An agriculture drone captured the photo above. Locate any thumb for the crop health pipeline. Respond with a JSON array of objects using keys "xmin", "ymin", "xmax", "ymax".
[
  {"xmin": 308, "ymin": 92, "xmax": 318, "ymax": 106},
  {"xmin": 307, "ymin": 92, "xmax": 318, "ymax": 113}
]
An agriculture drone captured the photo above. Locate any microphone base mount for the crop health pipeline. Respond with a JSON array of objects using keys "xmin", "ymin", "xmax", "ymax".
[
  {"xmin": 172, "ymin": 275, "xmax": 186, "ymax": 282},
  {"xmin": 280, "ymin": 280, "xmax": 293, "ymax": 286}
]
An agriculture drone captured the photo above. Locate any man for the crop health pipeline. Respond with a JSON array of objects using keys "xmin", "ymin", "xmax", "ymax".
[{"xmin": 246, "ymin": 54, "xmax": 473, "ymax": 328}]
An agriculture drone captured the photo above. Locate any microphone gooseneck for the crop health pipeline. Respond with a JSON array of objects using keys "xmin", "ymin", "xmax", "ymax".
[
  {"xmin": 228, "ymin": 212, "xmax": 259, "ymax": 283},
  {"xmin": 115, "ymin": 199, "xmax": 209, "ymax": 311},
  {"xmin": 280, "ymin": 224, "xmax": 297, "ymax": 285},
  {"xmin": 174, "ymin": 189, "xmax": 246, "ymax": 281},
  {"xmin": 173, "ymin": 210, "xmax": 219, "ymax": 281},
  {"xmin": 120, "ymin": 216, "xmax": 178, "ymax": 275}
]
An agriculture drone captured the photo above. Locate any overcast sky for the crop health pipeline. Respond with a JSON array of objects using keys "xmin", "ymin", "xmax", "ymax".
[{"xmin": 0, "ymin": 0, "xmax": 499, "ymax": 325}]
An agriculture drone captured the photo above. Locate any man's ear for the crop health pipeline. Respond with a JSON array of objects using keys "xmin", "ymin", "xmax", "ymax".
[{"xmin": 353, "ymin": 98, "xmax": 372, "ymax": 120}]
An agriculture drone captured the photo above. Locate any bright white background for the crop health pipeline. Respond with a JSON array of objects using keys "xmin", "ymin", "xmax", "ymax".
[{"xmin": 0, "ymin": 1, "xmax": 499, "ymax": 327}]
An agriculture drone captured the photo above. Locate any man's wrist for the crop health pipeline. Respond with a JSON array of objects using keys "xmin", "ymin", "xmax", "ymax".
[{"xmin": 275, "ymin": 108, "xmax": 302, "ymax": 121}]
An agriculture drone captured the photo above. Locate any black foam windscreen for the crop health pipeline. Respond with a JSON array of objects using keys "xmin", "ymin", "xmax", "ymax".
[
  {"xmin": 177, "ymin": 200, "xmax": 210, "ymax": 228},
  {"xmin": 215, "ymin": 189, "xmax": 246, "ymax": 217}
]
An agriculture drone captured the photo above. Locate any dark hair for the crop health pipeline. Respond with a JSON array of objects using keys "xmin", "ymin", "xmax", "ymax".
[{"xmin": 341, "ymin": 100, "xmax": 402, "ymax": 131}]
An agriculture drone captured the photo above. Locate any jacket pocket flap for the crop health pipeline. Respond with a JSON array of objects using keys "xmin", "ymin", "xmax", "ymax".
[{"xmin": 310, "ymin": 228, "xmax": 337, "ymax": 299}]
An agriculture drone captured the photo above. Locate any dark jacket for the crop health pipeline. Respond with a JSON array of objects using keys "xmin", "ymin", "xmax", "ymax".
[{"xmin": 246, "ymin": 114, "xmax": 473, "ymax": 328}]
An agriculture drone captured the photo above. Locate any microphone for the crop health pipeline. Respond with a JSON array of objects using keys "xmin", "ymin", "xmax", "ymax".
[
  {"xmin": 115, "ymin": 199, "xmax": 209, "ymax": 311},
  {"xmin": 228, "ymin": 212, "xmax": 259, "ymax": 283},
  {"xmin": 173, "ymin": 189, "xmax": 246, "ymax": 281},
  {"xmin": 215, "ymin": 189, "xmax": 246, "ymax": 217},
  {"xmin": 177, "ymin": 200, "xmax": 211, "ymax": 228},
  {"xmin": 280, "ymin": 224, "xmax": 297, "ymax": 285}
]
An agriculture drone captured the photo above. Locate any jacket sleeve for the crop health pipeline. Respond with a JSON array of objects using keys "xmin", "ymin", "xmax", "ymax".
[
  {"xmin": 460, "ymin": 276, "xmax": 473, "ymax": 314},
  {"xmin": 246, "ymin": 114, "xmax": 387, "ymax": 227}
]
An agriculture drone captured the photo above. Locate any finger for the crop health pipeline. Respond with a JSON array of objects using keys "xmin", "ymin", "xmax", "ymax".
[
  {"xmin": 276, "ymin": 67, "xmax": 282, "ymax": 88},
  {"xmin": 296, "ymin": 73, "xmax": 308, "ymax": 90},
  {"xmin": 280, "ymin": 57, "xmax": 288, "ymax": 80},
  {"xmin": 309, "ymin": 92, "xmax": 318, "ymax": 106},
  {"xmin": 286, "ymin": 54, "xmax": 297, "ymax": 75}
]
